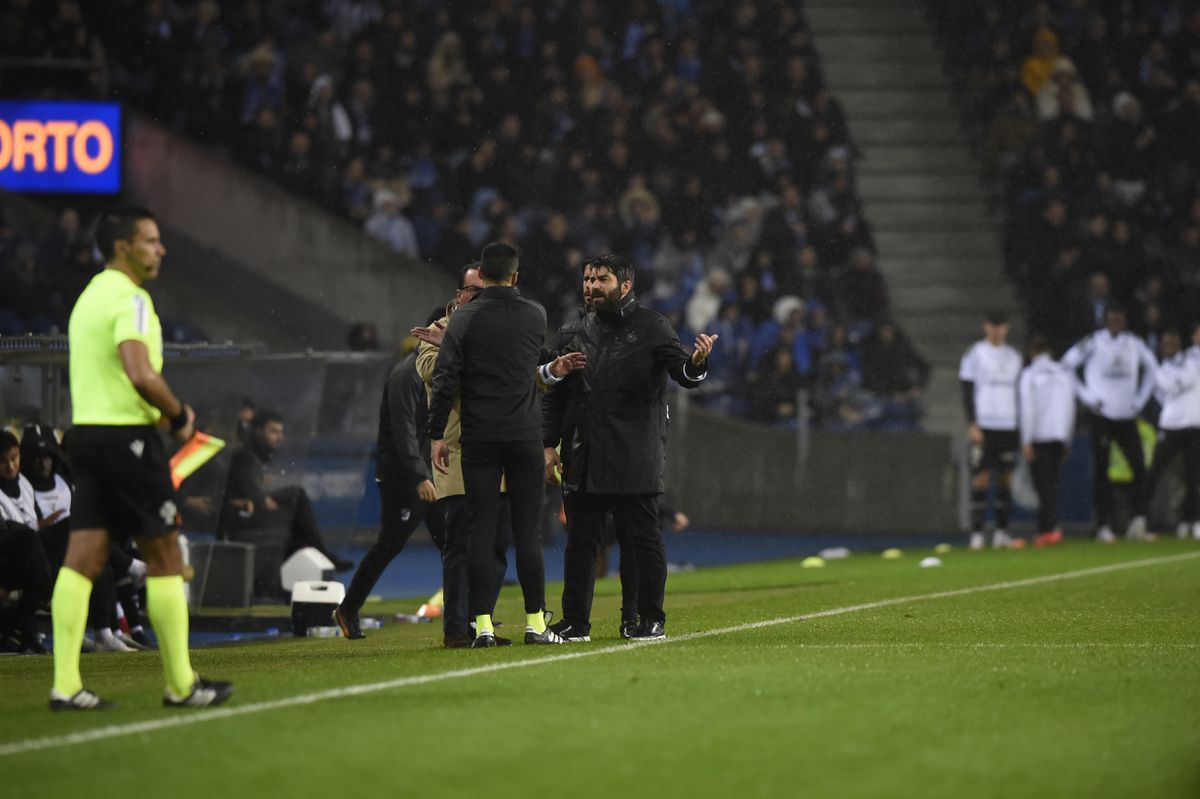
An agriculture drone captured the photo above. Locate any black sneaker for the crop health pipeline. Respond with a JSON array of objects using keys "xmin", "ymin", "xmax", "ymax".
[
  {"xmin": 471, "ymin": 633, "xmax": 497, "ymax": 648},
  {"xmin": 332, "ymin": 605, "xmax": 365, "ymax": 640},
  {"xmin": 634, "ymin": 621, "xmax": 665, "ymax": 640},
  {"xmin": 524, "ymin": 626, "xmax": 566, "ymax": 645},
  {"xmin": 129, "ymin": 629, "xmax": 157, "ymax": 650},
  {"xmin": 164, "ymin": 677, "xmax": 234, "ymax": 708},
  {"xmin": 619, "ymin": 618, "xmax": 639, "ymax": 640},
  {"xmin": 547, "ymin": 620, "xmax": 590, "ymax": 642},
  {"xmin": 49, "ymin": 688, "xmax": 113, "ymax": 711}
]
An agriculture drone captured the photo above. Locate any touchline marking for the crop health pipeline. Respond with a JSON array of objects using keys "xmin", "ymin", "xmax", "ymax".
[{"xmin": 2, "ymin": 549, "xmax": 1197, "ymax": 758}]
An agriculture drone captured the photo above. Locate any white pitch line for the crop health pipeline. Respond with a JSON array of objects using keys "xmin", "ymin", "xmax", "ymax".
[{"xmin": 2, "ymin": 549, "xmax": 1197, "ymax": 758}]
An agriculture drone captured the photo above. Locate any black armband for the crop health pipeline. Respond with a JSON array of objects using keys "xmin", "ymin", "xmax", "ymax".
[{"xmin": 170, "ymin": 405, "xmax": 190, "ymax": 431}]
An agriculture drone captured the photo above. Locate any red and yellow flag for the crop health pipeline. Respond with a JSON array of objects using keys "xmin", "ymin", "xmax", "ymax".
[{"xmin": 168, "ymin": 432, "xmax": 226, "ymax": 489}]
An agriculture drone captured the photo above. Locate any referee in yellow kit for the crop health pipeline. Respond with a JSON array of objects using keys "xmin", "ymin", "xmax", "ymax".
[{"xmin": 49, "ymin": 206, "xmax": 232, "ymax": 710}]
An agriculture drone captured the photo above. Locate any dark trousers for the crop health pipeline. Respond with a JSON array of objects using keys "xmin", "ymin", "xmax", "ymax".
[
  {"xmin": 0, "ymin": 525, "xmax": 53, "ymax": 641},
  {"xmin": 590, "ymin": 498, "xmax": 640, "ymax": 623},
  {"xmin": 39, "ymin": 521, "xmax": 120, "ymax": 630},
  {"xmin": 231, "ymin": 485, "xmax": 334, "ymax": 596},
  {"xmin": 969, "ymin": 429, "xmax": 1018, "ymax": 530},
  {"xmin": 461, "ymin": 439, "xmax": 545, "ymax": 616},
  {"xmin": 343, "ymin": 477, "xmax": 444, "ymax": 613},
  {"xmin": 1089, "ymin": 416, "xmax": 1147, "ymax": 526},
  {"xmin": 564, "ymin": 492, "xmax": 665, "ymax": 630},
  {"xmin": 1146, "ymin": 428, "xmax": 1200, "ymax": 523},
  {"xmin": 439, "ymin": 494, "xmax": 511, "ymax": 636},
  {"xmin": 1030, "ymin": 441, "xmax": 1066, "ymax": 533}
]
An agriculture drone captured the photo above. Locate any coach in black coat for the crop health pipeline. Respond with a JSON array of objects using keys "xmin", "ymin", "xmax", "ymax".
[{"xmin": 543, "ymin": 254, "xmax": 715, "ymax": 640}]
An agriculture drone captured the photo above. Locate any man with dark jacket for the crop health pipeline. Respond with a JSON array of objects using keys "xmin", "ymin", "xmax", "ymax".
[
  {"xmin": 219, "ymin": 411, "xmax": 351, "ymax": 597},
  {"xmin": 427, "ymin": 242, "xmax": 584, "ymax": 647},
  {"xmin": 543, "ymin": 254, "xmax": 716, "ymax": 641},
  {"xmin": 333, "ymin": 348, "xmax": 448, "ymax": 639}
]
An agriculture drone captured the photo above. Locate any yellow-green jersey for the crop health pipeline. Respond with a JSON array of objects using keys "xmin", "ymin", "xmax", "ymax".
[{"xmin": 68, "ymin": 268, "xmax": 163, "ymax": 426}]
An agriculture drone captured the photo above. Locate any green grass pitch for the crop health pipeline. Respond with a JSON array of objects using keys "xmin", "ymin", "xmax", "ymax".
[{"xmin": 2, "ymin": 539, "xmax": 1198, "ymax": 798}]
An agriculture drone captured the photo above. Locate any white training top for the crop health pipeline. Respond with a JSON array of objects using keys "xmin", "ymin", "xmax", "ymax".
[
  {"xmin": 1018, "ymin": 354, "xmax": 1077, "ymax": 446},
  {"xmin": 959, "ymin": 339, "xmax": 1022, "ymax": 430},
  {"xmin": 1061, "ymin": 330, "xmax": 1157, "ymax": 420},
  {"xmin": 0, "ymin": 474, "xmax": 38, "ymax": 529},
  {"xmin": 1155, "ymin": 353, "xmax": 1200, "ymax": 430},
  {"xmin": 33, "ymin": 474, "xmax": 72, "ymax": 522}
]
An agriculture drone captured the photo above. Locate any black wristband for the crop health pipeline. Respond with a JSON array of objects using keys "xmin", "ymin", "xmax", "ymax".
[{"xmin": 170, "ymin": 405, "xmax": 189, "ymax": 431}]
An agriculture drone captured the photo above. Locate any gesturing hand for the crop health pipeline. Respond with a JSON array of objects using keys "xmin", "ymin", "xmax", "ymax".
[
  {"xmin": 417, "ymin": 479, "xmax": 437, "ymax": 503},
  {"xmin": 411, "ymin": 320, "xmax": 446, "ymax": 347},
  {"xmin": 544, "ymin": 447, "xmax": 562, "ymax": 485},
  {"xmin": 691, "ymin": 333, "xmax": 718, "ymax": 366},
  {"xmin": 550, "ymin": 352, "xmax": 587, "ymax": 378}
]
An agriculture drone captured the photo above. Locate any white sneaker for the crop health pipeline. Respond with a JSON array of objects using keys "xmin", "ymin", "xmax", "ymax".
[
  {"xmin": 969, "ymin": 532, "xmax": 986, "ymax": 551},
  {"xmin": 1177, "ymin": 522, "xmax": 1192, "ymax": 539},
  {"xmin": 1096, "ymin": 526, "xmax": 1116, "ymax": 543},
  {"xmin": 94, "ymin": 629, "xmax": 135, "ymax": 653},
  {"xmin": 1192, "ymin": 522, "xmax": 1200, "ymax": 541},
  {"xmin": 992, "ymin": 530, "xmax": 1013, "ymax": 549},
  {"xmin": 1125, "ymin": 515, "xmax": 1148, "ymax": 541}
]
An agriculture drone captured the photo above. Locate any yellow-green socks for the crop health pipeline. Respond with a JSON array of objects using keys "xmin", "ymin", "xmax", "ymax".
[
  {"xmin": 51, "ymin": 567, "xmax": 93, "ymax": 696},
  {"xmin": 146, "ymin": 575, "xmax": 196, "ymax": 698},
  {"xmin": 475, "ymin": 614, "xmax": 494, "ymax": 636},
  {"xmin": 526, "ymin": 612, "xmax": 547, "ymax": 634}
]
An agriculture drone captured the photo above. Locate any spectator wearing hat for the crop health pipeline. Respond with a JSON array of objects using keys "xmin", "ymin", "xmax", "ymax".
[{"xmin": 365, "ymin": 188, "xmax": 420, "ymax": 258}]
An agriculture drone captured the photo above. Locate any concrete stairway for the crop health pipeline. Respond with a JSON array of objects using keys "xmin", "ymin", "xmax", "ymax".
[{"xmin": 806, "ymin": 0, "xmax": 1018, "ymax": 434}]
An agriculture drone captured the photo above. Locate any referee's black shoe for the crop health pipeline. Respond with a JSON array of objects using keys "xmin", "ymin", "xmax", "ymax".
[
  {"xmin": 49, "ymin": 688, "xmax": 113, "ymax": 711},
  {"xmin": 619, "ymin": 618, "xmax": 639, "ymax": 640},
  {"xmin": 164, "ymin": 677, "xmax": 234, "ymax": 708},
  {"xmin": 634, "ymin": 621, "xmax": 666, "ymax": 640},
  {"xmin": 332, "ymin": 605, "xmax": 365, "ymax": 640}
]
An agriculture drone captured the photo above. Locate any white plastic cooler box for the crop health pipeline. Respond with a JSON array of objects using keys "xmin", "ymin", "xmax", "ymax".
[{"xmin": 290, "ymin": 580, "xmax": 346, "ymax": 636}]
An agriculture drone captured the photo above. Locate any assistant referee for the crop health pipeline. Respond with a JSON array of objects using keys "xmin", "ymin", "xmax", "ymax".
[{"xmin": 49, "ymin": 206, "xmax": 232, "ymax": 710}]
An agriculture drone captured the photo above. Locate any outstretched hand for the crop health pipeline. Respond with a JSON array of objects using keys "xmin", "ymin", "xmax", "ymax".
[
  {"xmin": 550, "ymin": 351, "xmax": 587, "ymax": 378},
  {"xmin": 411, "ymin": 320, "xmax": 446, "ymax": 347},
  {"xmin": 691, "ymin": 333, "xmax": 718, "ymax": 366}
]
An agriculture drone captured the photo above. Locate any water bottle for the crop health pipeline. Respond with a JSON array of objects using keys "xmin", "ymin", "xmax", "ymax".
[
  {"xmin": 306, "ymin": 626, "xmax": 341, "ymax": 638},
  {"xmin": 360, "ymin": 617, "xmax": 383, "ymax": 630}
]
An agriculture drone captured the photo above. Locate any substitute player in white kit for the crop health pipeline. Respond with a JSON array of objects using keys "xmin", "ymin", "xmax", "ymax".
[
  {"xmin": 960, "ymin": 310, "xmax": 1023, "ymax": 550},
  {"xmin": 1018, "ymin": 336, "xmax": 1076, "ymax": 547},
  {"xmin": 1144, "ymin": 330, "xmax": 1200, "ymax": 539},
  {"xmin": 1061, "ymin": 304, "xmax": 1158, "ymax": 542}
]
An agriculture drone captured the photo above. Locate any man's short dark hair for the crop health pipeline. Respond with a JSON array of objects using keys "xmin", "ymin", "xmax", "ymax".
[
  {"xmin": 479, "ymin": 242, "xmax": 519, "ymax": 281},
  {"xmin": 459, "ymin": 261, "xmax": 480, "ymax": 287},
  {"xmin": 593, "ymin": 253, "xmax": 635, "ymax": 287},
  {"xmin": 252, "ymin": 409, "xmax": 284, "ymax": 430},
  {"xmin": 1106, "ymin": 302, "xmax": 1127, "ymax": 317},
  {"xmin": 985, "ymin": 309, "xmax": 1009, "ymax": 326},
  {"xmin": 94, "ymin": 205, "xmax": 156, "ymax": 260},
  {"xmin": 1029, "ymin": 334, "xmax": 1051, "ymax": 355},
  {"xmin": 0, "ymin": 430, "xmax": 18, "ymax": 455}
]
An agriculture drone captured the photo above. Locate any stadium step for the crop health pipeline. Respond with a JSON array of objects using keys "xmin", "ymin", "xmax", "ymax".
[
  {"xmin": 815, "ymin": 34, "xmax": 946, "ymax": 64},
  {"xmin": 864, "ymin": 200, "xmax": 992, "ymax": 230},
  {"xmin": 820, "ymin": 60, "xmax": 947, "ymax": 89},
  {"xmin": 805, "ymin": 6, "xmax": 927, "ymax": 34},
  {"xmin": 837, "ymin": 89, "xmax": 958, "ymax": 118},
  {"xmin": 889, "ymin": 284, "xmax": 1012, "ymax": 313},
  {"xmin": 856, "ymin": 145, "xmax": 974, "ymax": 174},
  {"xmin": 858, "ymin": 172, "xmax": 982, "ymax": 201},
  {"xmin": 852, "ymin": 117, "xmax": 964, "ymax": 146}
]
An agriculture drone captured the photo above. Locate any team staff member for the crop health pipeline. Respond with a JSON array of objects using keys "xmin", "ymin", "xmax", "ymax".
[
  {"xmin": 544, "ymin": 254, "xmax": 715, "ymax": 641},
  {"xmin": 427, "ymin": 243, "xmax": 584, "ymax": 648},
  {"xmin": 413, "ymin": 265, "xmax": 514, "ymax": 648},
  {"xmin": 545, "ymin": 256, "xmax": 641, "ymax": 639},
  {"xmin": 51, "ymin": 205, "xmax": 232, "ymax": 710},
  {"xmin": 959, "ymin": 310, "xmax": 1023, "ymax": 550},
  {"xmin": 1018, "ymin": 336, "xmax": 1076, "ymax": 547},
  {"xmin": 1144, "ymin": 331, "xmax": 1200, "ymax": 540},
  {"xmin": 1062, "ymin": 304, "xmax": 1158, "ymax": 542},
  {"xmin": 333, "ymin": 344, "xmax": 448, "ymax": 639},
  {"xmin": 0, "ymin": 430, "xmax": 52, "ymax": 654}
]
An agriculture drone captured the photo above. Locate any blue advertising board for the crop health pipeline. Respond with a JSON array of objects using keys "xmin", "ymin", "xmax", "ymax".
[{"xmin": 0, "ymin": 100, "xmax": 121, "ymax": 193}]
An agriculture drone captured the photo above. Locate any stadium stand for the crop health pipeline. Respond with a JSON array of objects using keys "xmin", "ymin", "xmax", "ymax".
[
  {"xmin": 929, "ymin": 0, "xmax": 1200, "ymax": 353},
  {"xmin": 0, "ymin": 0, "xmax": 935, "ymax": 430}
]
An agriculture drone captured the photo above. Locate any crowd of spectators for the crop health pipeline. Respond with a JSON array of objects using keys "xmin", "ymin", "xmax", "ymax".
[
  {"xmin": 3, "ymin": 0, "xmax": 938, "ymax": 430},
  {"xmin": 931, "ymin": 0, "xmax": 1200, "ymax": 354}
]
